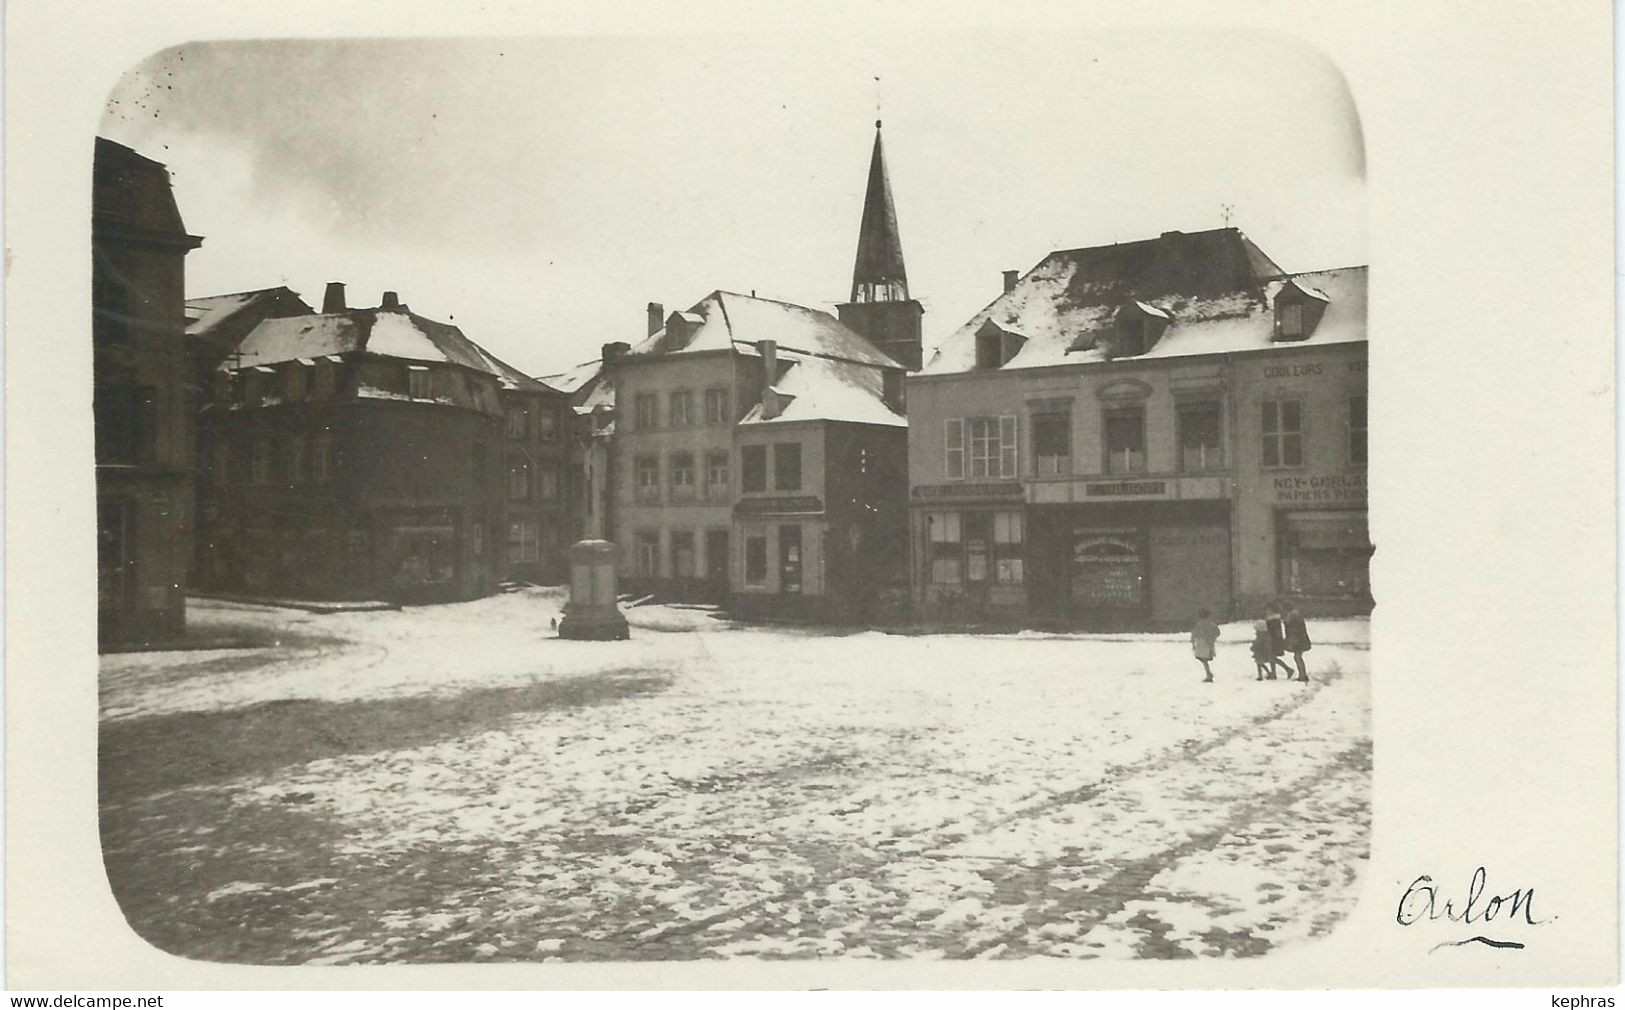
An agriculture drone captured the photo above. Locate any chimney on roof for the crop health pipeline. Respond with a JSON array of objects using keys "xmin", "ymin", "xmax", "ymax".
[
  {"xmin": 646, "ymin": 302, "xmax": 663, "ymax": 337},
  {"xmin": 757, "ymin": 339, "xmax": 779, "ymax": 418},
  {"xmin": 1002, "ymin": 270, "xmax": 1019, "ymax": 294},
  {"xmin": 322, "ymin": 282, "xmax": 347, "ymax": 314},
  {"xmin": 601, "ymin": 341, "xmax": 630, "ymax": 365},
  {"xmin": 380, "ymin": 291, "xmax": 401, "ymax": 311}
]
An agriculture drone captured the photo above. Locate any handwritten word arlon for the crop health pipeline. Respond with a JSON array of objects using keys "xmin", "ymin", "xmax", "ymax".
[{"xmin": 1396, "ymin": 866, "xmax": 1539, "ymax": 927}]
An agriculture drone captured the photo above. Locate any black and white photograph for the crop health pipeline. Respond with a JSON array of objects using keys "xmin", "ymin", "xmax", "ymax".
[
  {"xmin": 6, "ymin": 0, "xmax": 1615, "ymax": 995},
  {"xmin": 91, "ymin": 30, "xmax": 1373, "ymax": 965}
]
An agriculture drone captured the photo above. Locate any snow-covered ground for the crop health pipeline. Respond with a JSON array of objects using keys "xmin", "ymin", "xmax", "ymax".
[{"xmin": 99, "ymin": 591, "xmax": 1370, "ymax": 963}]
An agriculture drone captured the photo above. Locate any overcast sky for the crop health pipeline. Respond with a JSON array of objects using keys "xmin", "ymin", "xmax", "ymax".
[{"xmin": 101, "ymin": 31, "xmax": 1365, "ymax": 377}]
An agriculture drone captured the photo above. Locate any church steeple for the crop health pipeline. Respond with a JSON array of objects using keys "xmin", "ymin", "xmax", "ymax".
[
  {"xmin": 838, "ymin": 120, "xmax": 924, "ymax": 371},
  {"xmin": 851, "ymin": 120, "xmax": 909, "ymax": 303}
]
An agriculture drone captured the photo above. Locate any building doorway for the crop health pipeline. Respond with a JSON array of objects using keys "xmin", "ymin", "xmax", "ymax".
[
  {"xmin": 705, "ymin": 530, "xmax": 730, "ymax": 598},
  {"xmin": 778, "ymin": 524, "xmax": 802, "ymax": 594}
]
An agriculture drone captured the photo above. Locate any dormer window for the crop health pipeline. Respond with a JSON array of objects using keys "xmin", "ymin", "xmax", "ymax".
[
  {"xmin": 1279, "ymin": 302, "xmax": 1305, "ymax": 338},
  {"xmin": 1111, "ymin": 301, "xmax": 1170, "ymax": 358},
  {"xmin": 975, "ymin": 320, "xmax": 1026, "ymax": 369},
  {"xmin": 1273, "ymin": 280, "xmax": 1329, "ymax": 342}
]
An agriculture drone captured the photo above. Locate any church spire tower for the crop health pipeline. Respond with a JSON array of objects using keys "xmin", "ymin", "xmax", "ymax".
[{"xmin": 837, "ymin": 120, "xmax": 924, "ymax": 371}]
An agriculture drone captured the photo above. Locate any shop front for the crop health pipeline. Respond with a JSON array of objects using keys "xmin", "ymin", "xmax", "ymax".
[
  {"xmin": 1275, "ymin": 507, "xmax": 1372, "ymax": 612},
  {"xmin": 1028, "ymin": 500, "xmax": 1233, "ymax": 629}
]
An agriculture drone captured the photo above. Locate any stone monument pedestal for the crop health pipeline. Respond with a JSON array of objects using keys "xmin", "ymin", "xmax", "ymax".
[{"xmin": 558, "ymin": 539, "xmax": 630, "ymax": 640}]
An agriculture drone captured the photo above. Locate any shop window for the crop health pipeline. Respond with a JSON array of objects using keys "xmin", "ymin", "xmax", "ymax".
[
  {"xmin": 1071, "ymin": 529, "xmax": 1146, "ymax": 609},
  {"xmin": 744, "ymin": 533, "xmax": 769, "ymax": 587},
  {"xmin": 928, "ymin": 510, "xmax": 963, "ymax": 584},
  {"xmin": 409, "ymin": 366, "xmax": 433, "ymax": 401},
  {"xmin": 1348, "ymin": 395, "xmax": 1368, "ymax": 465},
  {"xmin": 1278, "ymin": 510, "xmax": 1372, "ymax": 597},
  {"xmin": 391, "ymin": 524, "xmax": 455, "ymax": 588},
  {"xmin": 508, "ymin": 457, "xmax": 534, "ymax": 502},
  {"xmin": 671, "ymin": 531, "xmax": 697, "ymax": 579},
  {"xmin": 1178, "ymin": 402, "xmax": 1224, "ymax": 471},
  {"xmin": 1262, "ymin": 399, "xmax": 1304, "ymax": 468},
  {"xmin": 706, "ymin": 450, "xmax": 730, "ymax": 499},
  {"xmin": 635, "ymin": 531, "xmax": 660, "ymax": 577},
  {"xmin": 633, "ymin": 393, "xmax": 658, "ymax": 430},
  {"xmin": 1104, "ymin": 407, "xmax": 1146, "ymax": 474},
  {"xmin": 508, "ymin": 520, "xmax": 540, "ymax": 563},
  {"xmin": 671, "ymin": 452, "xmax": 696, "ymax": 497},
  {"xmin": 779, "ymin": 525, "xmax": 803, "ymax": 593},
  {"xmin": 1033, "ymin": 413, "xmax": 1071, "ymax": 476},
  {"xmin": 705, "ymin": 387, "xmax": 731, "ymax": 425},
  {"xmin": 635, "ymin": 454, "xmax": 660, "ymax": 502},
  {"xmin": 774, "ymin": 443, "xmax": 802, "ymax": 491},
  {"xmin": 742, "ymin": 445, "xmax": 767, "ymax": 492},
  {"xmin": 669, "ymin": 390, "xmax": 695, "ymax": 428},
  {"xmin": 993, "ymin": 510, "xmax": 1025, "ymax": 584}
]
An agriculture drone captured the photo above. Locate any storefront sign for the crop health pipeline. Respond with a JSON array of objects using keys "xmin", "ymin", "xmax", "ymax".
[
  {"xmin": 1085, "ymin": 480, "xmax": 1168, "ymax": 497},
  {"xmin": 1272, "ymin": 473, "xmax": 1367, "ymax": 503},
  {"xmin": 735, "ymin": 495, "xmax": 823, "ymax": 515},
  {"xmin": 912, "ymin": 482, "xmax": 1024, "ymax": 500}
]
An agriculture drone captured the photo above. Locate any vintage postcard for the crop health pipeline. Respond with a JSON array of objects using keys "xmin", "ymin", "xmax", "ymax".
[{"xmin": 4, "ymin": 0, "xmax": 1615, "ymax": 994}]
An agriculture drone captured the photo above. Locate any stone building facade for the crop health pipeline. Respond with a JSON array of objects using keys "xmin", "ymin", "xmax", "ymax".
[
  {"xmin": 908, "ymin": 228, "xmax": 1369, "ymax": 627},
  {"xmin": 195, "ymin": 285, "xmax": 568, "ymax": 602},
  {"xmin": 93, "ymin": 137, "xmax": 203, "ymax": 646}
]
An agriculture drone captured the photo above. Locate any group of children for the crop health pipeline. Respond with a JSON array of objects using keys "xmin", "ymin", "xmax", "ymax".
[{"xmin": 1189, "ymin": 603, "xmax": 1313, "ymax": 684}]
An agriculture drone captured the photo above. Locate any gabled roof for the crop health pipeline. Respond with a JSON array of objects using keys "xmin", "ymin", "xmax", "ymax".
[
  {"xmin": 539, "ymin": 358, "xmax": 616, "ymax": 412},
  {"xmin": 922, "ymin": 228, "xmax": 1364, "ymax": 374},
  {"xmin": 230, "ymin": 307, "xmax": 547, "ymax": 389},
  {"xmin": 737, "ymin": 351, "xmax": 905, "ymax": 428},
  {"xmin": 185, "ymin": 287, "xmax": 313, "ymax": 339},
  {"xmin": 626, "ymin": 290, "xmax": 900, "ymax": 369}
]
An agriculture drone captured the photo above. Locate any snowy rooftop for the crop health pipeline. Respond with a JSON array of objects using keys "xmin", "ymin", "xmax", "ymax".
[
  {"xmin": 537, "ymin": 358, "xmax": 603, "ymax": 396},
  {"xmin": 628, "ymin": 290, "xmax": 899, "ymax": 370},
  {"xmin": 185, "ymin": 287, "xmax": 311, "ymax": 339},
  {"xmin": 737, "ymin": 351, "xmax": 905, "ymax": 428},
  {"xmin": 921, "ymin": 228, "xmax": 1367, "ymax": 375},
  {"xmin": 231, "ymin": 307, "xmax": 546, "ymax": 390}
]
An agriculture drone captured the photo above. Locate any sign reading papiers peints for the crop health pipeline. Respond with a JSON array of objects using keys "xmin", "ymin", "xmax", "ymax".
[{"xmin": 1273, "ymin": 472, "xmax": 1367, "ymax": 504}]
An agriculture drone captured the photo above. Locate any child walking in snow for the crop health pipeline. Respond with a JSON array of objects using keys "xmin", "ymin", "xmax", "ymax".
[
  {"xmin": 1250, "ymin": 620, "xmax": 1274, "ymax": 681},
  {"xmin": 1191, "ymin": 609, "xmax": 1221, "ymax": 683}
]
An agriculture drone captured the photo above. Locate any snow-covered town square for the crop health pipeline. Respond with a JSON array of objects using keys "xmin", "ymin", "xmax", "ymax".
[{"xmin": 100, "ymin": 592, "xmax": 1370, "ymax": 963}]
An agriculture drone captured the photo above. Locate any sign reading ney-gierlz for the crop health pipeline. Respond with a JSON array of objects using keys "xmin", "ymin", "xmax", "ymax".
[{"xmin": 1274, "ymin": 473, "xmax": 1366, "ymax": 503}]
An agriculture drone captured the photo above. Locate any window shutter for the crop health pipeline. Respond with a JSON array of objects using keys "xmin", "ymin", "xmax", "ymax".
[
  {"xmin": 999, "ymin": 415, "xmax": 1017, "ymax": 478},
  {"xmin": 944, "ymin": 419, "xmax": 964, "ymax": 479}
]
